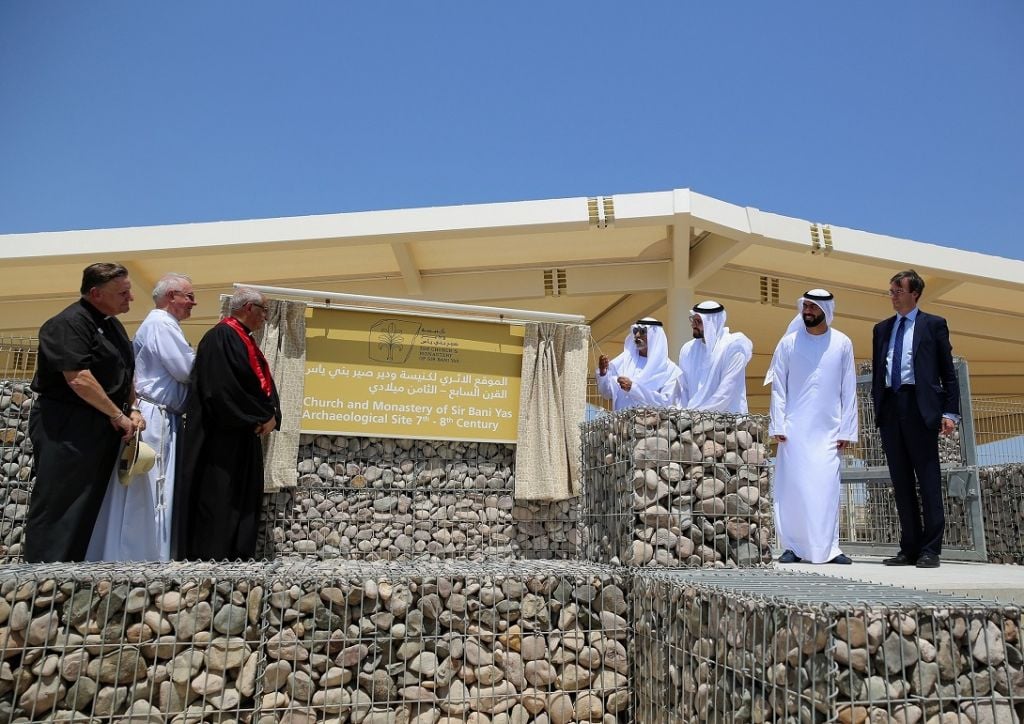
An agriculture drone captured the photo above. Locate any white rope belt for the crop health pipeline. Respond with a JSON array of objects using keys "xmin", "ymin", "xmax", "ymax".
[{"xmin": 136, "ymin": 393, "xmax": 177, "ymax": 514}]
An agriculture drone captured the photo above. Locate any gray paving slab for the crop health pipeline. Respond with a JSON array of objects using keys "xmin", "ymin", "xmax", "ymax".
[{"xmin": 779, "ymin": 555, "xmax": 1024, "ymax": 605}]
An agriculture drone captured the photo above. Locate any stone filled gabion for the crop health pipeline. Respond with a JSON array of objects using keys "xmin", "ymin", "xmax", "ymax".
[
  {"xmin": 0, "ymin": 380, "xmax": 33, "ymax": 564},
  {"xmin": 0, "ymin": 561, "xmax": 266, "ymax": 723},
  {"xmin": 632, "ymin": 569, "xmax": 1024, "ymax": 724},
  {"xmin": 258, "ymin": 559, "xmax": 629, "ymax": 724},
  {"xmin": 980, "ymin": 464, "xmax": 1024, "ymax": 564},
  {"xmin": 0, "ymin": 559, "xmax": 629, "ymax": 723},
  {"xmin": 938, "ymin": 429, "xmax": 966, "ymax": 467},
  {"xmin": 268, "ymin": 435, "xmax": 582, "ymax": 562},
  {"xmin": 581, "ymin": 407, "xmax": 774, "ymax": 568}
]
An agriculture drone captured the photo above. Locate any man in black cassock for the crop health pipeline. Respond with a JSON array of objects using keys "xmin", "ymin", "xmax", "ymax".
[
  {"xmin": 25, "ymin": 263, "xmax": 145, "ymax": 562},
  {"xmin": 174, "ymin": 287, "xmax": 281, "ymax": 560}
]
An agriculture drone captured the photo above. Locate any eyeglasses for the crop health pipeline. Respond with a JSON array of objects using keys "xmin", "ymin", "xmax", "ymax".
[
  {"xmin": 250, "ymin": 302, "xmax": 267, "ymax": 312},
  {"xmin": 887, "ymin": 289, "xmax": 910, "ymax": 297},
  {"xmin": 631, "ymin": 326, "xmax": 649, "ymax": 336},
  {"xmin": 174, "ymin": 291, "xmax": 196, "ymax": 301}
]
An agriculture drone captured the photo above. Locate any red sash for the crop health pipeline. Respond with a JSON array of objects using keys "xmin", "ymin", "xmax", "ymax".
[{"xmin": 223, "ymin": 316, "xmax": 273, "ymax": 397}]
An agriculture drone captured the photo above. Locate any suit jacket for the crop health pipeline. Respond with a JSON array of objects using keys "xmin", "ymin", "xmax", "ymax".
[{"xmin": 871, "ymin": 310, "xmax": 959, "ymax": 430}]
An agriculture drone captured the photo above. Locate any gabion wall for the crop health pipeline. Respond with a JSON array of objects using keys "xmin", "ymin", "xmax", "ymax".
[
  {"xmin": 0, "ymin": 559, "xmax": 629, "ymax": 723},
  {"xmin": 264, "ymin": 434, "xmax": 582, "ymax": 563},
  {"xmin": 981, "ymin": 464, "xmax": 1024, "ymax": 565},
  {"xmin": 581, "ymin": 408, "xmax": 773, "ymax": 568},
  {"xmin": 259, "ymin": 559, "xmax": 629, "ymax": 723},
  {"xmin": 0, "ymin": 381, "xmax": 32, "ymax": 563},
  {"xmin": 0, "ymin": 409, "xmax": 583, "ymax": 565},
  {"xmin": 632, "ymin": 569, "xmax": 1023, "ymax": 724},
  {"xmin": 0, "ymin": 561, "xmax": 266, "ymax": 723}
]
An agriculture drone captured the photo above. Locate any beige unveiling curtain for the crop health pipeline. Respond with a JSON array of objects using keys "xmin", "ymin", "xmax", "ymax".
[
  {"xmin": 256, "ymin": 299, "xmax": 307, "ymax": 491},
  {"xmin": 514, "ymin": 322, "xmax": 589, "ymax": 501}
]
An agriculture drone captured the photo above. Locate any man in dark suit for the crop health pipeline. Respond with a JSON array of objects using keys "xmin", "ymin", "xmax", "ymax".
[{"xmin": 872, "ymin": 269, "xmax": 959, "ymax": 568}]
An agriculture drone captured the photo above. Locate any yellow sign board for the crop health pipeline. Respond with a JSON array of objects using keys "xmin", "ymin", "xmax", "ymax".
[{"xmin": 303, "ymin": 307, "xmax": 523, "ymax": 442}]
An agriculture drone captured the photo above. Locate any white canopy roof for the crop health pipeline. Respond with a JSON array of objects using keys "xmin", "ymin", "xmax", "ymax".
[{"xmin": 2, "ymin": 188, "xmax": 1021, "ymax": 410}]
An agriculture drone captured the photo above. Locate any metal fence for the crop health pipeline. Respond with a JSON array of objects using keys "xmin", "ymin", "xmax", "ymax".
[
  {"xmin": 974, "ymin": 397, "xmax": 1024, "ymax": 466},
  {"xmin": 580, "ymin": 407, "xmax": 774, "ymax": 568},
  {"xmin": 838, "ymin": 469, "xmax": 982, "ymax": 550},
  {"xmin": 840, "ymin": 359, "xmax": 988, "ymax": 561},
  {"xmin": 586, "ymin": 347, "xmax": 614, "ymax": 417},
  {"xmin": 632, "ymin": 568, "xmax": 1023, "ymax": 724},
  {"xmin": 846, "ymin": 359, "xmax": 972, "ymax": 469},
  {"xmin": 0, "ymin": 338, "xmax": 36, "ymax": 382},
  {"xmin": 0, "ymin": 558, "xmax": 630, "ymax": 723}
]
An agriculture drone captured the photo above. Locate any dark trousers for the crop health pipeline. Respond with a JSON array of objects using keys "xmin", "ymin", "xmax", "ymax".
[
  {"xmin": 879, "ymin": 386, "xmax": 944, "ymax": 557},
  {"xmin": 184, "ymin": 429, "xmax": 262, "ymax": 561},
  {"xmin": 24, "ymin": 398, "xmax": 121, "ymax": 562}
]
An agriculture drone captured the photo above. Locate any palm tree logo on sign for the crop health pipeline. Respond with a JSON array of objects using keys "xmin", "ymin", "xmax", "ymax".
[{"xmin": 369, "ymin": 318, "xmax": 421, "ymax": 364}]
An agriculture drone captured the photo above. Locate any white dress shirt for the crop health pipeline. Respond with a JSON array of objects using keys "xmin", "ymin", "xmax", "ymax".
[{"xmin": 885, "ymin": 306, "xmax": 918, "ymax": 388}]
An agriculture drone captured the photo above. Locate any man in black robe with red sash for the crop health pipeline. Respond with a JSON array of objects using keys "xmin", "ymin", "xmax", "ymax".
[{"xmin": 174, "ymin": 287, "xmax": 281, "ymax": 559}]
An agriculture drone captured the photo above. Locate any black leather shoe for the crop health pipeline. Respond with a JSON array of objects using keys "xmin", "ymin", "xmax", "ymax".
[
  {"xmin": 916, "ymin": 553, "xmax": 940, "ymax": 568},
  {"xmin": 883, "ymin": 552, "xmax": 916, "ymax": 566},
  {"xmin": 829, "ymin": 554, "xmax": 853, "ymax": 565},
  {"xmin": 778, "ymin": 549, "xmax": 802, "ymax": 563}
]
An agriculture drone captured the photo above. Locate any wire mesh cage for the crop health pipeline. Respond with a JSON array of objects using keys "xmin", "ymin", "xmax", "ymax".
[
  {"xmin": 0, "ymin": 337, "xmax": 37, "ymax": 565},
  {"xmin": 257, "ymin": 558, "xmax": 630, "ymax": 723},
  {"xmin": 262, "ymin": 434, "xmax": 583, "ymax": 563},
  {"xmin": 0, "ymin": 559, "xmax": 630, "ymax": 723},
  {"xmin": 632, "ymin": 568, "xmax": 1023, "ymax": 724},
  {"xmin": 980, "ymin": 464, "xmax": 1024, "ymax": 565},
  {"xmin": 0, "ymin": 560, "xmax": 268, "ymax": 723},
  {"xmin": 838, "ymin": 470, "xmax": 980, "ymax": 551},
  {"xmin": 581, "ymin": 407, "xmax": 774, "ymax": 569}
]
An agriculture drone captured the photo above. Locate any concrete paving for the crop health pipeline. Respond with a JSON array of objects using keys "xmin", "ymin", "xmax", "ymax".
[{"xmin": 780, "ymin": 556, "xmax": 1024, "ymax": 605}]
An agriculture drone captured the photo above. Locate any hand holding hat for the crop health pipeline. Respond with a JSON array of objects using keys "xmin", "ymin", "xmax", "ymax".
[{"xmin": 118, "ymin": 428, "xmax": 156, "ymax": 486}]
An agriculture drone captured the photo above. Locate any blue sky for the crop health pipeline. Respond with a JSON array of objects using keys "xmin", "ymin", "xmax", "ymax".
[{"xmin": 1, "ymin": 2, "xmax": 1021, "ymax": 260}]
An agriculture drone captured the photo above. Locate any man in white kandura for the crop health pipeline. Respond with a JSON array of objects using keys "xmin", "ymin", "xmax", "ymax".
[
  {"xmin": 766, "ymin": 289, "xmax": 858, "ymax": 565},
  {"xmin": 88, "ymin": 273, "xmax": 196, "ymax": 560},
  {"xmin": 676, "ymin": 300, "xmax": 753, "ymax": 413},
  {"xmin": 597, "ymin": 318, "xmax": 682, "ymax": 410}
]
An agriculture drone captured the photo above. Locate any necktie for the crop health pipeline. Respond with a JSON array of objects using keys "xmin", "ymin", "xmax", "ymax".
[{"xmin": 890, "ymin": 316, "xmax": 906, "ymax": 391}]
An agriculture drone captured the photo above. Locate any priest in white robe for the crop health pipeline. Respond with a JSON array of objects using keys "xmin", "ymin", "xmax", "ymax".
[
  {"xmin": 87, "ymin": 273, "xmax": 196, "ymax": 561},
  {"xmin": 676, "ymin": 300, "xmax": 753, "ymax": 413},
  {"xmin": 766, "ymin": 289, "xmax": 858, "ymax": 564},
  {"xmin": 597, "ymin": 318, "xmax": 682, "ymax": 410}
]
